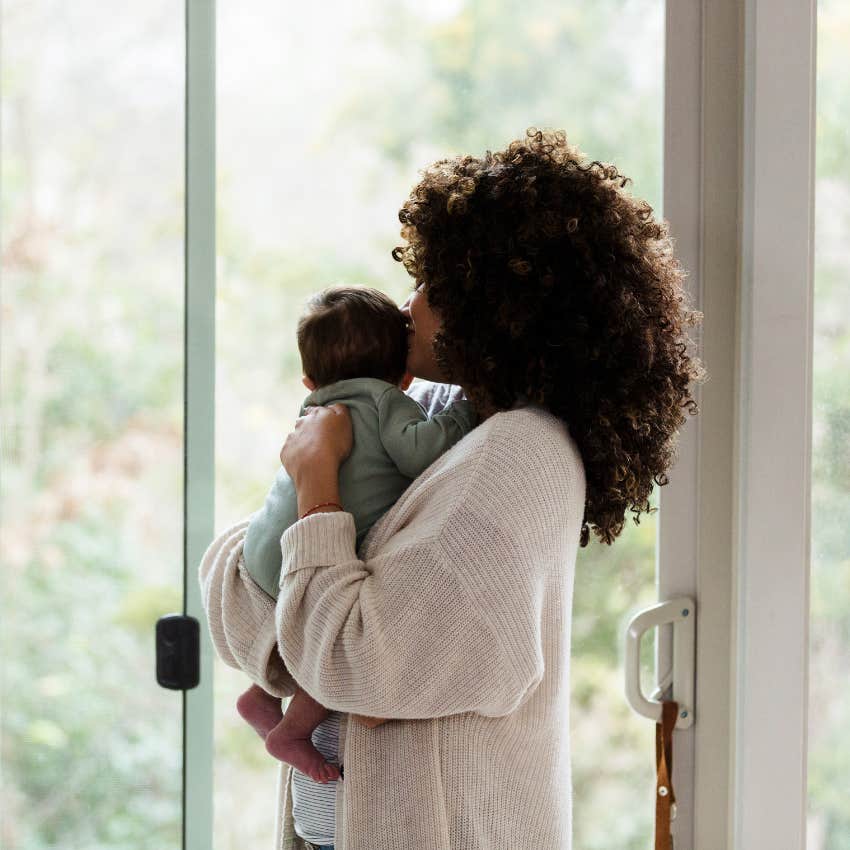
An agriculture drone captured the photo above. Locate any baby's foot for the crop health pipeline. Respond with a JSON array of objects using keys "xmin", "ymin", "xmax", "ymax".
[
  {"xmin": 265, "ymin": 725, "xmax": 341, "ymax": 784},
  {"xmin": 236, "ymin": 686, "xmax": 284, "ymax": 740}
]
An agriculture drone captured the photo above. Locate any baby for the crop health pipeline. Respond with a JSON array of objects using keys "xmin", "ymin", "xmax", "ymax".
[{"xmin": 235, "ymin": 284, "xmax": 478, "ymax": 784}]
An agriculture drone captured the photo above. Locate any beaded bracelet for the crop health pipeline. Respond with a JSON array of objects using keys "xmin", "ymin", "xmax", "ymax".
[{"xmin": 300, "ymin": 501, "xmax": 344, "ymax": 520}]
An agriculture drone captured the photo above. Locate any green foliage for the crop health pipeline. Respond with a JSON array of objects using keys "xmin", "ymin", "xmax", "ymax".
[
  {"xmin": 331, "ymin": 0, "xmax": 663, "ymax": 208},
  {"xmin": 817, "ymin": 3, "xmax": 850, "ymax": 182},
  {"xmin": 2, "ymin": 511, "xmax": 181, "ymax": 848}
]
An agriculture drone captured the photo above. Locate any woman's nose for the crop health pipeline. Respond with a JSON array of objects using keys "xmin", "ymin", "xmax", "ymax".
[{"xmin": 400, "ymin": 294, "xmax": 412, "ymax": 312}]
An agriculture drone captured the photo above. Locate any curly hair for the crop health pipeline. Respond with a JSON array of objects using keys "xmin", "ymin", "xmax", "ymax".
[{"xmin": 392, "ymin": 128, "xmax": 707, "ymax": 547}]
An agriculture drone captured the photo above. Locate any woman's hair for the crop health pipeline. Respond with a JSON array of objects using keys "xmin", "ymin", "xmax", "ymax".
[
  {"xmin": 392, "ymin": 128, "xmax": 707, "ymax": 547},
  {"xmin": 297, "ymin": 285, "xmax": 408, "ymax": 388}
]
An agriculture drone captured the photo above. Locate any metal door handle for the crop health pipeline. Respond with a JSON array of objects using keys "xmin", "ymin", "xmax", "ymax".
[{"xmin": 624, "ymin": 597, "xmax": 695, "ymax": 729}]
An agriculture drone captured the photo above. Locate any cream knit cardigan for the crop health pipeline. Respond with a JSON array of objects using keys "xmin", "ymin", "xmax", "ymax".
[{"xmin": 199, "ymin": 404, "xmax": 585, "ymax": 849}]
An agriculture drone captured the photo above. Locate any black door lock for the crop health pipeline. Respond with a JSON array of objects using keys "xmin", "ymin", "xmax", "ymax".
[{"xmin": 156, "ymin": 614, "xmax": 200, "ymax": 690}]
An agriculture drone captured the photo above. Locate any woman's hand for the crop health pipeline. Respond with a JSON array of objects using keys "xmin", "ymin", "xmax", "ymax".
[{"xmin": 280, "ymin": 403, "xmax": 353, "ymax": 493}]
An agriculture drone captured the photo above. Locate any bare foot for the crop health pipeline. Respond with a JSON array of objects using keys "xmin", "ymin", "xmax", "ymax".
[
  {"xmin": 265, "ymin": 723, "xmax": 341, "ymax": 784},
  {"xmin": 236, "ymin": 685, "xmax": 283, "ymax": 740}
]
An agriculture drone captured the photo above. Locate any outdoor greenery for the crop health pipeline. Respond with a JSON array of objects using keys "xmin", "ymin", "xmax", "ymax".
[{"xmin": 0, "ymin": 0, "xmax": 847, "ymax": 848}]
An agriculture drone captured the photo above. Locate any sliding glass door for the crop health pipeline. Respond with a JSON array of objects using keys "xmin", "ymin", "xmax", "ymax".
[
  {"xmin": 0, "ymin": 2, "xmax": 185, "ymax": 847},
  {"xmin": 808, "ymin": 1, "xmax": 850, "ymax": 845},
  {"xmin": 19, "ymin": 2, "xmax": 843, "ymax": 849},
  {"xmin": 212, "ymin": 2, "xmax": 669, "ymax": 848}
]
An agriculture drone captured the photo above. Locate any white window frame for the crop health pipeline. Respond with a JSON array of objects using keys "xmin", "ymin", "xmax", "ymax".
[
  {"xmin": 660, "ymin": 1, "xmax": 816, "ymax": 848},
  {"xmin": 184, "ymin": 1, "xmax": 215, "ymax": 849},
  {"xmin": 734, "ymin": 0, "xmax": 815, "ymax": 847}
]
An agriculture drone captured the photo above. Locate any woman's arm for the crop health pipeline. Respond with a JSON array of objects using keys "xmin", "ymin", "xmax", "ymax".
[
  {"xmin": 274, "ymin": 508, "xmax": 545, "ymax": 720},
  {"xmin": 197, "ymin": 403, "xmax": 353, "ymax": 701},
  {"xmin": 198, "ymin": 519, "xmax": 299, "ymax": 698},
  {"xmin": 275, "ymin": 399, "xmax": 546, "ymax": 721}
]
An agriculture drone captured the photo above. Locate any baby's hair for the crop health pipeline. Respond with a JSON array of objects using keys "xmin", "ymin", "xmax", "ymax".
[{"xmin": 297, "ymin": 285, "xmax": 408, "ymax": 388}]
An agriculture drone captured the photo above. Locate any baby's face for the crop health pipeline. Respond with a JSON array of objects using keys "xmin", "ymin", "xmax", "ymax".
[{"xmin": 400, "ymin": 284, "xmax": 447, "ymax": 383}]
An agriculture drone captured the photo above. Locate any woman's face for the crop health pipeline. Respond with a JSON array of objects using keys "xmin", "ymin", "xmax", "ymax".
[{"xmin": 400, "ymin": 283, "xmax": 448, "ymax": 383}]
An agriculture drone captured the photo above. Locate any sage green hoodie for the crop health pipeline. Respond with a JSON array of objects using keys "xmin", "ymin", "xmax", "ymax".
[{"xmin": 242, "ymin": 377, "xmax": 478, "ymax": 597}]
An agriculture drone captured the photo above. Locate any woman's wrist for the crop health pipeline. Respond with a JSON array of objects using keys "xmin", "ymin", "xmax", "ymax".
[
  {"xmin": 300, "ymin": 501, "xmax": 344, "ymax": 520},
  {"xmin": 295, "ymin": 468, "xmax": 343, "ymax": 519}
]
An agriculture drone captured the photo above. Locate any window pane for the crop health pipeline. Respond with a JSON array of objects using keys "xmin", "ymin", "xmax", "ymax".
[
  {"xmin": 808, "ymin": 2, "xmax": 850, "ymax": 847},
  {"xmin": 0, "ymin": 2, "xmax": 184, "ymax": 847},
  {"xmin": 215, "ymin": 2, "xmax": 663, "ymax": 847}
]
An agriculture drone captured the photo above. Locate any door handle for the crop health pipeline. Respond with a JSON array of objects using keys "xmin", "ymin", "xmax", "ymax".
[{"xmin": 624, "ymin": 597, "xmax": 695, "ymax": 729}]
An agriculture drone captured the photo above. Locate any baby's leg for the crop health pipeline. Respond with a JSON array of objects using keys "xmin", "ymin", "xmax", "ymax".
[
  {"xmin": 236, "ymin": 683, "xmax": 284, "ymax": 739},
  {"xmin": 265, "ymin": 686, "xmax": 341, "ymax": 784}
]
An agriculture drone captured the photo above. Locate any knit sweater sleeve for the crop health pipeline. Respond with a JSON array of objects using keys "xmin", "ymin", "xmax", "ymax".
[
  {"xmin": 198, "ymin": 519, "xmax": 300, "ymax": 699},
  {"xmin": 275, "ymin": 506, "xmax": 546, "ymax": 719}
]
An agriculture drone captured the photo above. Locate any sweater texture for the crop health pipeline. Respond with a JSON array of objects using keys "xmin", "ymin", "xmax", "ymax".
[{"xmin": 199, "ymin": 386, "xmax": 585, "ymax": 849}]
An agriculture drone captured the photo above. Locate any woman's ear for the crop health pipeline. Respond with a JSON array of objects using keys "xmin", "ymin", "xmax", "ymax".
[
  {"xmin": 302, "ymin": 375, "xmax": 317, "ymax": 391},
  {"xmin": 399, "ymin": 371, "xmax": 414, "ymax": 391}
]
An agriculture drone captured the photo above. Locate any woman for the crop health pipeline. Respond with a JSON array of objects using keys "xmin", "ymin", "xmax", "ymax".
[{"xmin": 200, "ymin": 128, "xmax": 706, "ymax": 850}]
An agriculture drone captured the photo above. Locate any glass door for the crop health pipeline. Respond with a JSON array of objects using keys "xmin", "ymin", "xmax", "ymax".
[
  {"xmin": 808, "ymin": 0, "xmax": 850, "ymax": 845},
  {"xmin": 212, "ymin": 1, "xmax": 668, "ymax": 847},
  {"xmin": 0, "ymin": 1, "xmax": 185, "ymax": 847}
]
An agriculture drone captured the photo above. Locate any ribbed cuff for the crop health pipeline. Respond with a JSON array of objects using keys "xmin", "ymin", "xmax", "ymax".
[
  {"xmin": 279, "ymin": 511, "xmax": 358, "ymax": 580},
  {"xmin": 245, "ymin": 612, "xmax": 296, "ymax": 698}
]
